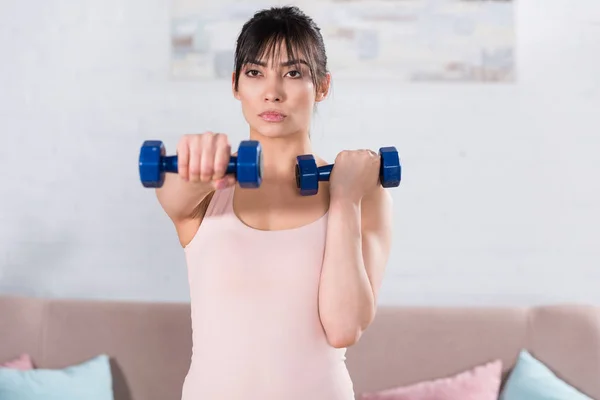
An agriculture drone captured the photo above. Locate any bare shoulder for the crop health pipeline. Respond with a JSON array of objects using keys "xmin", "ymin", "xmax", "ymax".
[{"xmin": 173, "ymin": 191, "xmax": 216, "ymax": 248}]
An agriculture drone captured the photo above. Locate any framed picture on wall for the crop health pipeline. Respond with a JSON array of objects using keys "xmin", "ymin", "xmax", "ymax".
[{"xmin": 170, "ymin": 0, "xmax": 515, "ymax": 83}]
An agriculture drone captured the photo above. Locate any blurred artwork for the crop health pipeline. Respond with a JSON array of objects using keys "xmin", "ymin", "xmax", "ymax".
[{"xmin": 171, "ymin": 0, "xmax": 515, "ymax": 83}]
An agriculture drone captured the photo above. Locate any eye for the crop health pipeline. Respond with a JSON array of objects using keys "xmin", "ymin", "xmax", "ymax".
[
  {"xmin": 286, "ymin": 70, "xmax": 302, "ymax": 78},
  {"xmin": 245, "ymin": 69, "xmax": 261, "ymax": 77}
]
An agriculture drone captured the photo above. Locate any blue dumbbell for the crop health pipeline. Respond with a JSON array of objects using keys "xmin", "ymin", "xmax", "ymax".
[
  {"xmin": 295, "ymin": 147, "xmax": 401, "ymax": 196},
  {"xmin": 139, "ymin": 140, "xmax": 263, "ymax": 188}
]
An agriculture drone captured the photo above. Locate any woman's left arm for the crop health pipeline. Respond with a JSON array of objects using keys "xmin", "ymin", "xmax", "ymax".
[{"xmin": 319, "ymin": 182, "xmax": 393, "ymax": 349}]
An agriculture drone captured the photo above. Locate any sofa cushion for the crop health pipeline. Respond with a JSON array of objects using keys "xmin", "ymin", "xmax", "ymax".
[
  {"xmin": 360, "ymin": 359, "xmax": 502, "ymax": 400},
  {"xmin": 500, "ymin": 349, "xmax": 593, "ymax": 400},
  {"xmin": 0, "ymin": 354, "xmax": 34, "ymax": 370},
  {"xmin": 0, "ymin": 354, "xmax": 113, "ymax": 400}
]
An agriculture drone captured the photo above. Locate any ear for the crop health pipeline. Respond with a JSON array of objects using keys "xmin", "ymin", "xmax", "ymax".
[
  {"xmin": 315, "ymin": 73, "xmax": 331, "ymax": 103},
  {"xmin": 232, "ymin": 72, "xmax": 240, "ymax": 100}
]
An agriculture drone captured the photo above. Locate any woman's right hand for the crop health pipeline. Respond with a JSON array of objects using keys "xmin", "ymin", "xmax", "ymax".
[{"xmin": 176, "ymin": 132, "xmax": 237, "ymax": 190}]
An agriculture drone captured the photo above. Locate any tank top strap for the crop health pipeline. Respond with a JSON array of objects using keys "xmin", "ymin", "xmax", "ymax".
[{"xmin": 204, "ymin": 186, "xmax": 234, "ymax": 218}]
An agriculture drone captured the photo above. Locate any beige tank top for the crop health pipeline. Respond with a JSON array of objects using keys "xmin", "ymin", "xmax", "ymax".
[{"xmin": 180, "ymin": 185, "xmax": 355, "ymax": 400}]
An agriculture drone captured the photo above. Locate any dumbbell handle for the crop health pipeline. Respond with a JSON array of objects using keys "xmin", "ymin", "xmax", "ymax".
[
  {"xmin": 315, "ymin": 164, "xmax": 334, "ymax": 181},
  {"xmin": 157, "ymin": 155, "xmax": 239, "ymax": 176},
  {"xmin": 315, "ymin": 158, "xmax": 391, "ymax": 181}
]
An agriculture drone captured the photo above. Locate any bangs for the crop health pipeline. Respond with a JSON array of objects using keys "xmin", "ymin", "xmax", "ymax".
[{"xmin": 243, "ymin": 33, "xmax": 312, "ymax": 70}]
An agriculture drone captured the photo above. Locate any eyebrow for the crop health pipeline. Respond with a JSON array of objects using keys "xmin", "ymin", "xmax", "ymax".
[{"xmin": 247, "ymin": 59, "xmax": 309, "ymax": 67}]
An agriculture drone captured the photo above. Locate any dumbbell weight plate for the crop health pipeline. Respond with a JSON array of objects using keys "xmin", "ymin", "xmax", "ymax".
[
  {"xmin": 236, "ymin": 140, "xmax": 264, "ymax": 188},
  {"xmin": 379, "ymin": 146, "xmax": 401, "ymax": 188},
  {"xmin": 139, "ymin": 140, "xmax": 166, "ymax": 188},
  {"xmin": 295, "ymin": 154, "xmax": 319, "ymax": 196}
]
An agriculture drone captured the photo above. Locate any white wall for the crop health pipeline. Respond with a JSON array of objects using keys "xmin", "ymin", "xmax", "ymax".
[{"xmin": 0, "ymin": 0, "xmax": 598, "ymax": 306}]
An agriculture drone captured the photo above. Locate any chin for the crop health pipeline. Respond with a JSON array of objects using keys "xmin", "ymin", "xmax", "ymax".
[
  {"xmin": 252, "ymin": 120, "xmax": 298, "ymax": 139},
  {"xmin": 257, "ymin": 129, "xmax": 292, "ymax": 139}
]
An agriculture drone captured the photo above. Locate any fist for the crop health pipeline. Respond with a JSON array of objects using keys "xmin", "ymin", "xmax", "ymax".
[
  {"xmin": 329, "ymin": 149, "xmax": 381, "ymax": 202},
  {"xmin": 177, "ymin": 132, "xmax": 236, "ymax": 189}
]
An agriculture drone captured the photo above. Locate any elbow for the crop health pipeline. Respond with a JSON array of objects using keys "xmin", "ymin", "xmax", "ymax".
[
  {"xmin": 326, "ymin": 327, "xmax": 364, "ymax": 349},
  {"xmin": 322, "ymin": 300, "xmax": 377, "ymax": 349},
  {"xmin": 326, "ymin": 311, "xmax": 375, "ymax": 348}
]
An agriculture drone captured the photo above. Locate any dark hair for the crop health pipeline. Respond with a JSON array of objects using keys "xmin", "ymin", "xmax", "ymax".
[{"xmin": 233, "ymin": 6, "xmax": 328, "ymax": 93}]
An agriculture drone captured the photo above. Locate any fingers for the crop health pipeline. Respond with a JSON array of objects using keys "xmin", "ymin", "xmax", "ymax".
[
  {"xmin": 188, "ymin": 134, "xmax": 203, "ymax": 183},
  {"xmin": 177, "ymin": 137, "xmax": 190, "ymax": 181},
  {"xmin": 177, "ymin": 132, "xmax": 232, "ymax": 185},
  {"xmin": 199, "ymin": 134, "xmax": 215, "ymax": 183},
  {"xmin": 212, "ymin": 134, "xmax": 231, "ymax": 181}
]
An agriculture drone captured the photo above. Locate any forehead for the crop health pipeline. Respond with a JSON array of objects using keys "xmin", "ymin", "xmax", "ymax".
[{"xmin": 252, "ymin": 39, "xmax": 309, "ymax": 66}]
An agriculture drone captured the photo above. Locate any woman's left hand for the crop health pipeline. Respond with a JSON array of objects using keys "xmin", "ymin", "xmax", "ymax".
[{"xmin": 329, "ymin": 149, "xmax": 381, "ymax": 203}]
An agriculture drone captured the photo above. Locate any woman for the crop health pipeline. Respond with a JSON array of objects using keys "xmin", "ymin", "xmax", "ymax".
[{"xmin": 156, "ymin": 5, "xmax": 393, "ymax": 399}]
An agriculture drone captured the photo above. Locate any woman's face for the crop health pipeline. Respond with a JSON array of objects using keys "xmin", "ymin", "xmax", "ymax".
[{"xmin": 233, "ymin": 42, "xmax": 329, "ymax": 139}]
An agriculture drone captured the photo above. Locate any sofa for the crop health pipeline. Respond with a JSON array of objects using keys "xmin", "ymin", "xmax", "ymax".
[{"xmin": 1, "ymin": 294, "xmax": 599, "ymax": 399}]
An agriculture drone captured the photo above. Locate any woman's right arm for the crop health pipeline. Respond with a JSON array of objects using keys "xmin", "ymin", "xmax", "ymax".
[
  {"xmin": 155, "ymin": 174, "xmax": 214, "ymax": 221},
  {"xmin": 155, "ymin": 132, "xmax": 235, "ymax": 246}
]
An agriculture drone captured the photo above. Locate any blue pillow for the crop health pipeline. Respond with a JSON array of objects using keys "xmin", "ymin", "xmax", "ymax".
[
  {"xmin": 500, "ymin": 349, "xmax": 593, "ymax": 400},
  {"xmin": 0, "ymin": 354, "xmax": 114, "ymax": 400}
]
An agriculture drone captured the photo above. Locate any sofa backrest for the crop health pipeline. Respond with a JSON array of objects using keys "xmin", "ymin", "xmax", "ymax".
[
  {"xmin": 1, "ymin": 295, "xmax": 599, "ymax": 400},
  {"xmin": 347, "ymin": 304, "xmax": 600, "ymax": 398},
  {"xmin": 0, "ymin": 295, "xmax": 191, "ymax": 400}
]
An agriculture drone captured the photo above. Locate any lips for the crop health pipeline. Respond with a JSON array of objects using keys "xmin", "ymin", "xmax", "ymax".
[{"xmin": 259, "ymin": 110, "xmax": 286, "ymax": 122}]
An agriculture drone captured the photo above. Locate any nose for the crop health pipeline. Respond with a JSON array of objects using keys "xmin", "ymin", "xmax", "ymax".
[{"xmin": 263, "ymin": 76, "xmax": 285, "ymax": 103}]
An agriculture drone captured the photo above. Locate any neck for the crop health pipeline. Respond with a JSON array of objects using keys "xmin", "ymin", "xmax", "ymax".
[{"xmin": 248, "ymin": 127, "xmax": 313, "ymax": 185}]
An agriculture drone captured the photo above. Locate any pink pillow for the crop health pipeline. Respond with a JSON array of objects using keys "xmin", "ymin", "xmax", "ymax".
[
  {"xmin": 0, "ymin": 353, "xmax": 34, "ymax": 370},
  {"xmin": 361, "ymin": 359, "xmax": 502, "ymax": 400}
]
